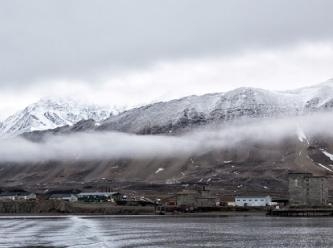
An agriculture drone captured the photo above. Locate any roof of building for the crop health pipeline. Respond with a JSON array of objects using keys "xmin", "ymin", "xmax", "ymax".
[
  {"xmin": 77, "ymin": 192, "xmax": 119, "ymax": 197},
  {"xmin": 288, "ymin": 172, "xmax": 312, "ymax": 175},
  {"xmin": 50, "ymin": 193, "xmax": 76, "ymax": 198},
  {"xmin": 235, "ymin": 195, "xmax": 271, "ymax": 199},
  {"xmin": 289, "ymin": 172, "xmax": 327, "ymax": 178},
  {"xmin": 176, "ymin": 190, "xmax": 200, "ymax": 195}
]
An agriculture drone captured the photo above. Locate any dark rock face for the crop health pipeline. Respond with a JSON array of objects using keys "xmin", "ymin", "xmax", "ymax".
[
  {"xmin": 22, "ymin": 119, "xmax": 97, "ymax": 142},
  {"xmin": 1, "ymin": 133, "xmax": 333, "ymax": 197}
]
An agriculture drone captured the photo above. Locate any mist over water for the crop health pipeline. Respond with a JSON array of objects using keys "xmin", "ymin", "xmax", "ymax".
[
  {"xmin": 0, "ymin": 112, "xmax": 333, "ymax": 163},
  {"xmin": 0, "ymin": 216, "xmax": 333, "ymax": 248}
]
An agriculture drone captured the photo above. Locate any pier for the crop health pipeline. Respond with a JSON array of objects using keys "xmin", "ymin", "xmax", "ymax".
[{"xmin": 268, "ymin": 208, "xmax": 333, "ymax": 217}]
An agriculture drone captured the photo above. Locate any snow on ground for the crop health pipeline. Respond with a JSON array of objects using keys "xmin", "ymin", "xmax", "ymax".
[
  {"xmin": 155, "ymin": 168, "xmax": 164, "ymax": 174},
  {"xmin": 223, "ymin": 161, "xmax": 232, "ymax": 164}
]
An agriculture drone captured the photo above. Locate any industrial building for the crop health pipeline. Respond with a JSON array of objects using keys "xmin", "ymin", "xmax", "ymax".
[
  {"xmin": 176, "ymin": 187, "xmax": 216, "ymax": 208},
  {"xmin": 288, "ymin": 173, "xmax": 328, "ymax": 206}
]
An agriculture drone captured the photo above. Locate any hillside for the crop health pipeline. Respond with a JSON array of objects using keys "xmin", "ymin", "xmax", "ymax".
[{"xmin": 1, "ymin": 80, "xmax": 333, "ymax": 195}]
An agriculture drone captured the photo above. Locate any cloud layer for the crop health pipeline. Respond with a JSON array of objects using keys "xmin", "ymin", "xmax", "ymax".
[
  {"xmin": 0, "ymin": 113, "xmax": 332, "ymax": 163},
  {"xmin": 1, "ymin": 0, "xmax": 333, "ymax": 119},
  {"xmin": 1, "ymin": 0, "xmax": 333, "ymax": 85},
  {"xmin": 1, "ymin": 41, "xmax": 333, "ymax": 120}
]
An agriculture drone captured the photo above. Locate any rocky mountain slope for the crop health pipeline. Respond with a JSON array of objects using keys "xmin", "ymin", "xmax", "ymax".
[
  {"xmin": 1, "ymin": 80, "xmax": 333, "ymax": 195},
  {"xmin": 0, "ymin": 97, "xmax": 115, "ymax": 138},
  {"xmin": 97, "ymin": 79, "xmax": 333, "ymax": 134},
  {"xmin": 1, "ymin": 127, "xmax": 333, "ymax": 197}
]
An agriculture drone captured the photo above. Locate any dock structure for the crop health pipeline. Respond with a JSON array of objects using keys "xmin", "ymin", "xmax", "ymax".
[
  {"xmin": 267, "ymin": 172, "xmax": 332, "ymax": 217},
  {"xmin": 268, "ymin": 208, "xmax": 333, "ymax": 217}
]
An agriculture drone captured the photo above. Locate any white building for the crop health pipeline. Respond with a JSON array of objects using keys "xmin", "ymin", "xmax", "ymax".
[
  {"xmin": 49, "ymin": 193, "xmax": 78, "ymax": 202},
  {"xmin": 235, "ymin": 196, "xmax": 272, "ymax": 207}
]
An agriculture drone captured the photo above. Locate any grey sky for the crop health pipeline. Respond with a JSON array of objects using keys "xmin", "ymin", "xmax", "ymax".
[{"xmin": 0, "ymin": 0, "xmax": 333, "ymax": 118}]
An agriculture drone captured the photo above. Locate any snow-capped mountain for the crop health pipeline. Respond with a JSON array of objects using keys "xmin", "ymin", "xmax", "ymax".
[
  {"xmin": 3, "ymin": 79, "xmax": 333, "ymax": 138},
  {"xmin": 0, "ymin": 97, "xmax": 116, "ymax": 137},
  {"xmin": 2, "ymin": 80, "xmax": 333, "ymax": 190},
  {"xmin": 97, "ymin": 79, "xmax": 333, "ymax": 134}
]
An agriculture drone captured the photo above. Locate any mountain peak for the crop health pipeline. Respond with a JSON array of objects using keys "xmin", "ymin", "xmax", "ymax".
[{"xmin": 0, "ymin": 97, "xmax": 114, "ymax": 138}]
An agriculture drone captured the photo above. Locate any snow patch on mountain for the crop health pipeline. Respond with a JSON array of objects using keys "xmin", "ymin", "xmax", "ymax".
[
  {"xmin": 155, "ymin": 168, "xmax": 165, "ymax": 174},
  {"xmin": 316, "ymin": 163, "xmax": 333, "ymax": 172},
  {"xmin": 297, "ymin": 126, "xmax": 309, "ymax": 144},
  {"xmin": 320, "ymin": 149, "xmax": 333, "ymax": 161}
]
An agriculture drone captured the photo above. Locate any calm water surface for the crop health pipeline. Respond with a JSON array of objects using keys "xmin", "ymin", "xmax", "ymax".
[{"xmin": 0, "ymin": 215, "xmax": 332, "ymax": 248}]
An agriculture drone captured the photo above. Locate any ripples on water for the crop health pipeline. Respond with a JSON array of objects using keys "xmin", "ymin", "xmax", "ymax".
[{"xmin": 0, "ymin": 215, "xmax": 332, "ymax": 248}]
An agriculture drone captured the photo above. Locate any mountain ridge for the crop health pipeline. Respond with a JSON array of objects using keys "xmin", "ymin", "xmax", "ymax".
[
  {"xmin": 2, "ymin": 80, "xmax": 333, "ymax": 138},
  {"xmin": 95, "ymin": 80, "xmax": 333, "ymax": 134}
]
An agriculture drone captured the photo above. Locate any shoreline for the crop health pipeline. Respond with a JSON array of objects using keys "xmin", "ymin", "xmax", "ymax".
[{"xmin": 0, "ymin": 211, "xmax": 267, "ymax": 219}]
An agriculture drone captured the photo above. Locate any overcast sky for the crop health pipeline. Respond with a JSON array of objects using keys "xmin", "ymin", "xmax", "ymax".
[{"xmin": 1, "ymin": 0, "xmax": 333, "ymax": 119}]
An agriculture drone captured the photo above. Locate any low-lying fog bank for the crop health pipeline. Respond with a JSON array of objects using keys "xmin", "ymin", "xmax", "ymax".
[{"xmin": 0, "ymin": 112, "xmax": 332, "ymax": 163}]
